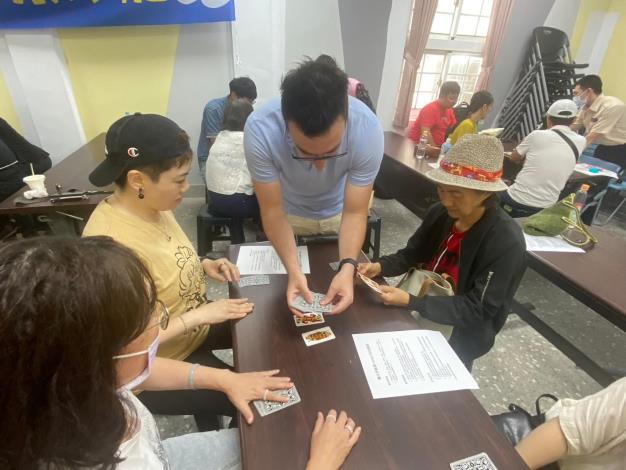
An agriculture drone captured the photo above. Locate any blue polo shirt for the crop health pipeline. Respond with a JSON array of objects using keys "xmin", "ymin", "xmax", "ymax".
[
  {"xmin": 197, "ymin": 96, "xmax": 228, "ymax": 159},
  {"xmin": 244, "ymin": 97, "xmax": 383, "ymax": 219}
]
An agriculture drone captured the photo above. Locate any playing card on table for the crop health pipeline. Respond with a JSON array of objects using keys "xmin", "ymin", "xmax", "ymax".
[
  {"xmin": 290, "ymin": 292, "xmax": 332, "ymax": 314},
  {"xmin": 237, "ymin": 275, "xmax": 270, "ymax": 287},
  {"xmin": 450, "ymin": 452, "xmax": 498, "ymax": 470},
  {"xmin": 293, "ymin": 313, "xmax": 325, "ymax": 327},
  {"xmin": 253, "ymin": 386, "xmax": 301, "ymax": 417},
  {"xmin": 302, "ymin": 326, "xmax": 336, "ymax": 346}
]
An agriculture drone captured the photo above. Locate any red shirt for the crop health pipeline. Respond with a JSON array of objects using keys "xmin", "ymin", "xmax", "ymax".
[
  {"xmin": 408, "ymin": 100, "xmax": 456, "ymax": 146},
  {"xmin": 427, "ymin": 226, "xmax": 467, "ymax": 288}
]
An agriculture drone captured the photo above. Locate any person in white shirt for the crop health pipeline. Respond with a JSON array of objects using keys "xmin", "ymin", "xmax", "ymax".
[
  {"xmin": 0, "ymin": 236, "xmax": 362, "ymax": 470},
  {"xmin": 516, "ymin": 376, "xmax": 626, "ymax": 470},
  {"xmin": 501, "ymin": 100, "xmax": 586, "ymax": 217},
  {"xmin": 206, "ymin": 99, "xmax": 260, "ymax": 232}
]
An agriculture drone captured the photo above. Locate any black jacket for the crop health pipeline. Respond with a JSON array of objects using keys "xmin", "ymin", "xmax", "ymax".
[
  {"xmin": 379, "ymin": 203, "xmax": 526, "ymax": 362},
  {"xmin": 0, "ymin": 118, "xmax": 51, "ymax": 202}
]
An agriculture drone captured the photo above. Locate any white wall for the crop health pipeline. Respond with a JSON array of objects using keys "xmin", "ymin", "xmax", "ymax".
[
  {"xmin": 544, "ymin": 0, "xmax": 581, "ymax": 37},
  {"xmin": 2, "ymin": 31, "xmax": 85, "ymax": 164},
  {"xmin": 167, "ymin": 22, "xmax": 234, "ymax": 186},
  {"xmin": 376, "ymin": 0, "xmax": 413, "ymax": 132},
  {"xmin": 575, "ymin": 11, "xmax": 619, "ymax": 74}
]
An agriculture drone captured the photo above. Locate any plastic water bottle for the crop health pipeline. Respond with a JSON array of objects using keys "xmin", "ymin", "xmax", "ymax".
[
  {"xmin": 573, "ymin": 184, "xmax": 590, "ymax": 211},
  {"xmin": 414, "ymin": 130, "xmax": 428, "ymax": 160},
  {"xmin": 437, "ymin": 138, "xmax": 452, "ymax": 165}
]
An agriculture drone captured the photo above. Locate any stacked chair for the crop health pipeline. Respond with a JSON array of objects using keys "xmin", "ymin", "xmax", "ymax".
[{"xmin": 498, "ymin": 27, "xmax": 588, "ymax": 143}]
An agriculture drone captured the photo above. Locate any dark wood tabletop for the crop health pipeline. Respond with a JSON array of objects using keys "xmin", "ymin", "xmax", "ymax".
[
  {"xmin": 525, "ymin": 226, "xmax": 626, "ymax": 331},
  {"xmin": 229, "ymin": 242, "xmax": 528, "ymax": 470},
  {"xmin": 0, "ymin": 133, "xmax": 111, "ymax": 216}
]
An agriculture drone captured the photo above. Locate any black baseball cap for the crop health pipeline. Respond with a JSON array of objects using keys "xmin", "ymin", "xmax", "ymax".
[{"xmin": 89, "ymin": 113, "xmax": 191, "ymax": 187}]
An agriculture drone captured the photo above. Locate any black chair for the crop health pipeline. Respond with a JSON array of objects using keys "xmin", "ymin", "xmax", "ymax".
[
  {"xmin": 196, "ymin": 204, "xmax": 246, "ymax": 256},
  {"xmin": 296, "ymin": 210, "xmax": 382, "ymax": 260}
]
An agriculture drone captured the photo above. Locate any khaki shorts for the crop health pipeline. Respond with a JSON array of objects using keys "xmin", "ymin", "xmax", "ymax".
[{"xmin": 286, "ymin": 213, "xmax": 342, "ymax": 236}]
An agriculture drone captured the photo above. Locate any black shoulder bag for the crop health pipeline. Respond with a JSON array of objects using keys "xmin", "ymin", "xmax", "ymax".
[{"xmin": 552, "ymin": 128, "xmax": 580, "ymax": 162}]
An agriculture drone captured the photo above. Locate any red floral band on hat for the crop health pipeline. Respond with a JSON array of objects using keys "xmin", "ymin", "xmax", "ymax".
[{"xmin": 439, "ymin": 160, "xmax": 503, "ymax": 182}]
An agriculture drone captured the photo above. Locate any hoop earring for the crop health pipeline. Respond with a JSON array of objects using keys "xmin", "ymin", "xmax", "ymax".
[{"xmin": 138, "ymin": 188, "xmax": 145, "ymax": 200}]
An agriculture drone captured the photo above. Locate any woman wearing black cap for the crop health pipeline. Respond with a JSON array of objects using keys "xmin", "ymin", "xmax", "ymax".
[{"xmin": 84, "ymin": 113, "xmax": 271, "ymax": 429}]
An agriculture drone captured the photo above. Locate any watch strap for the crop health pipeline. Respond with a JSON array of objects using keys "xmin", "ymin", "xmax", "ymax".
[{"xmin": 338, "ymin": 258, "xmax": 359, "ymax": 274}]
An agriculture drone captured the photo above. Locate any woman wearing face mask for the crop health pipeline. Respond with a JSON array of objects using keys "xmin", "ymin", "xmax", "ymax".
[
  {"xmin": 449, "ymin": 91, "xmax": 494, "ymax": 145},
  {"xmin": 0, "ymin": 236, "xmax": 362, "ymax": 469},
  {"xmin": 83, "ymin": 113, "xmax": 260, "ymax": 430},
  {"xmin": 358, "ymin": 135, "xmax": 525, "ymax": 369}
]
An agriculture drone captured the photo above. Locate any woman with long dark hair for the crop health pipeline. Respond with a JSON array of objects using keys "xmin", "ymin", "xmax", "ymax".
[{"xmin": 0, "ymin": 236, "xmax": 362, "ymax": 469}]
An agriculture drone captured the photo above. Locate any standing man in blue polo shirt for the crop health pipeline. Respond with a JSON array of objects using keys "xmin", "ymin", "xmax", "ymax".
[
  {"xmin": 244, "ymin": 56, "xmax": 383, "ymax": 315},
  {"xmin": 197, "ymin": 77, "xmax": 257, "ymax": 181}
]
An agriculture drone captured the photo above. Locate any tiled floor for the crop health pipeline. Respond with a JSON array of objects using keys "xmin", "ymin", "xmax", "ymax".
[{"xmin": 156, "ymin": 194, "xmax": 626, "ymax": 438}]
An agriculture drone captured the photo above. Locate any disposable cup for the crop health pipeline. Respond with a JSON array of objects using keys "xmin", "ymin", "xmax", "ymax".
[{"xmin": 23, "ymin": 174, "xmax": 47, "ymax": 191}]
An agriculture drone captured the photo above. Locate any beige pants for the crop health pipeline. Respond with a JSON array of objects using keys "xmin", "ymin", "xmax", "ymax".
[{"xmin": 286, "ymin": 213, "xmax": 342, "ymax": 236}]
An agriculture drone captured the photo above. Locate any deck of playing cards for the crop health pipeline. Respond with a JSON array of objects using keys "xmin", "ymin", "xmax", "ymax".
[
  {"xmin": 293, "ymin": 313, "xmax": 325, "ymax": 327},
  {"xmin": 450, "ymin": 452, "xmax": 497, "ymax": 470},
  {"xmin": 253, "ymin": 386, "xmax": 301, "ymax": 417},
  {"xmin": 290, "ymin": 293, "xmax": 332, "ymax": 314},
  {"xmin": 356, "ymin": 271, "xmax": 383, "ymax": 294},
  {"xmin": 302, "ymin": 326, "xmax": 335, "ymax": 346},
  {"xmin": 237, "ymin": 275, "xmax": 270, "ymax": 287}
]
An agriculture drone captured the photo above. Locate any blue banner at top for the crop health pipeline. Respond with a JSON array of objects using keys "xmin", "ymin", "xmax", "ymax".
[{"xmin": 0, "ymin": 0, "xmax": 235, "ymax": 29}]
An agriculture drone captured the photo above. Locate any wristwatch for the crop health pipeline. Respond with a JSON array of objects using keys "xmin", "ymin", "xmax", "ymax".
[{"xmin": 338, "ymin": 258, "xmax": 359, "ymax": 274}]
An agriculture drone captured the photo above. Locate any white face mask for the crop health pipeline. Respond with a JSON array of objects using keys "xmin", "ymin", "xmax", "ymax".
[
  {"xmin": 573, "ymin": 90, "xmax": 587, "ymax": 109},
  {"xmin": 114, "ymin": 335, "xmax": 160, "ymax": 391}
]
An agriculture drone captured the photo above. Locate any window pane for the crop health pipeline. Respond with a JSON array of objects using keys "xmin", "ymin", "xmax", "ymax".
[
  {"xmin": 419, "ymin": 74, "xmax": 439, "ymax": 93},
  {"xmin": 448, "ymin": 55, "xmax": 470, "ymax": 75},
  {"xmin": 477, "ymin": 17, "xmax": 490, "ymax": 36},
  {"xmin": 468, "ymin": 56, "xmax": 482, "ymax": 74},
  {"xmin": 460, "ymin": 91, "xmax": 473, "ymax": 103},
  {"xmin": 415, "ymin": 92, "xmax": 435, "ymax": 109},
  {"xmin": 461, "ymin": 0, "xmax": 483, "ymax": 15},
  {"xmin": 481, "ymin": 0, "xmax": 493, "ymax": 15},
  {"xmin": 422, "ymin": 54, "xmax": 444, "ymax": 74},
  {"xmin": 456, "ymin": 15, "xmax": 478, "ymax": 36},
  {"xmin": 431, "ymin": 12, "xmax": 454, "ymax": 35},
  {"xmin": 437, "ymin": 0, "xmax": 456, "ymax": 13}
]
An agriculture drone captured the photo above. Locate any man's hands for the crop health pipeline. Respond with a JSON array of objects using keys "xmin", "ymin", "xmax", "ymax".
[
  {"xmin": 287, "ymin": 271, "xmax": 314, "ymax": 317},
  {"xmin": 321, "ymin": 264, "xmax": 355, "ymax": 314}
]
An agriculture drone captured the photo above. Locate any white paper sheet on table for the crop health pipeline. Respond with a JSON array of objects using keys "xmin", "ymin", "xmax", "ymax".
[
  {"xmin": 352, "ymin": 330, "xmax": 478, "ymax": 399},
  {"xmin": 236, "ymin": 245, "xmax": 310, "ymax": 274},
  {"xmin": 523, "ymin": 234, "xmax": 585, "ymax": 253},
  {"xmin": 574, "ymin": 163, "xmax": 619, "ymax": 180}
]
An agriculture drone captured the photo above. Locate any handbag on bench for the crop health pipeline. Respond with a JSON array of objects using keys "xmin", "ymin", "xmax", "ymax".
[{"xmin": 397, "ymin": 268, "xmax": 455, "ymax": 339}]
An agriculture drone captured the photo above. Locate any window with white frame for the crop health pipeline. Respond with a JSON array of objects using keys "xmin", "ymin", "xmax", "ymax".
[{"xmin": 410, "ymin": 0, "xmax": 493, "ymax": 117}]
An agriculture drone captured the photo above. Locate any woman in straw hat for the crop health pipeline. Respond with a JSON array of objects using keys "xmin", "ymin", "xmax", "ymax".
[{"xmin": 359, "ymin": 134, "xmax": 526, "ymax": 368}]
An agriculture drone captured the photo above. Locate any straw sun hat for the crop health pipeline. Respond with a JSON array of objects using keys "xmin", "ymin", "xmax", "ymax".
[{"xmin": 426, "ymin": 134, "xmax": 508, "ymax": 192}]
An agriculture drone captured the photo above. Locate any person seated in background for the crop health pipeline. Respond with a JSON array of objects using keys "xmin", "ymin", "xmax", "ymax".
[
  {"xmin": 358, "ymin": 135, "xmax": 525, "ymax": 370},
  {"xmin": 0, "ymin": 236, "xmax": 362, "ymax": 470},
  {"xmin": 244, "ymin": 55, "xmax": 383, "ymax": 316},
  {"xmin": 449, "ymin": 91, "xmax": 494, "ymax": 144},
  {"xmin": 516, "ymin": 376, "xmax": 625, "ymax": 470},
  {"xmin": 572, "ymin": 74, "xmax": 626, "ymax": 168},
  {"xmin": 205, "ymin": 99, "xmax": 259, "ymax": 232},
  {"xmin": 501, "ymin": 99, "xmax": 586, "ymax": 218},
  {"xmin": 83, "ymin": 113, "xmax": 262, "ymax": 431},
  {"xmin": 407, "ymin": 81, "xmax": 460, "ymax": 149},
  {"xmin": 197, "ymin": 77, "xmax": 257, "ymax": 180},
  {"xmin": 0, "ymin": 117, "xmax": 52, "ymax": 237}
]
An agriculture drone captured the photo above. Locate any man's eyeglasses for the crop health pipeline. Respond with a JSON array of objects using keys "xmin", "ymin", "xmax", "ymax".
[{"xmin": 290, "ymin": 150, "xmax": 349, "ymax": 162}]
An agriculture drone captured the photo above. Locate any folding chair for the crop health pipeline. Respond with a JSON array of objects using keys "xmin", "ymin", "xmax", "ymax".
[{"xmin": 578, "ymin": 155, "xmax": 623, "ymax": 225}]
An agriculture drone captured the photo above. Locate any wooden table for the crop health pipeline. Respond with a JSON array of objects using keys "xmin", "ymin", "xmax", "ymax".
[
  {"xmin": 512, "ymin": 226, "xmax": 626, "ymax": 386},
  {"xmin": 229, "ymin": 243, "xmax": 528, "ymax": 470},
  {"xmin": 0, "ymin": 133, "xmax": 111, "ymax": 220}
]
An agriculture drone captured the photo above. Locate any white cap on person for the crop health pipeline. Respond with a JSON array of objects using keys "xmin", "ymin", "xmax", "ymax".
[{"xmin": 547, "ymin": 99, "xmax": 579, "ymax": 118}]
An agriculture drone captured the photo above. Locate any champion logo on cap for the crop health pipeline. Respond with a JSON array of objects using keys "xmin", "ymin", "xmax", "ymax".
[{"xmin": 127, "ymin": 147, "xmax": 140, "ymax": 158}]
